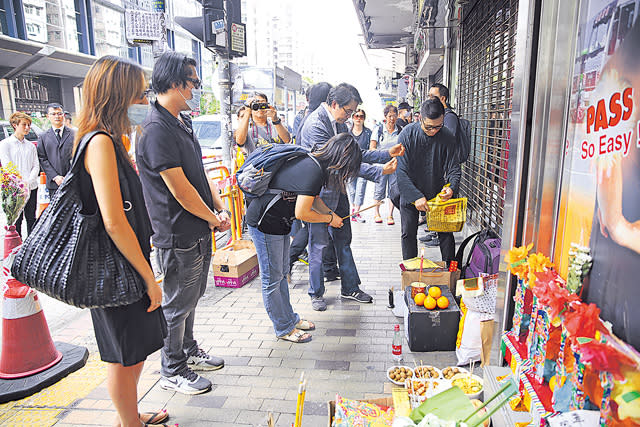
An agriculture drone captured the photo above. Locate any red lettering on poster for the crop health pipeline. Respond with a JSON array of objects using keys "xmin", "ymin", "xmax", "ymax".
[{"xmin": 586, "ymin": 88, "xmax": 634, "ymax": 134}]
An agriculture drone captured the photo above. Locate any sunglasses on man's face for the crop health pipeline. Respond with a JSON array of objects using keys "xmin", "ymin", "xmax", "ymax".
[{"xmin": 186, "ymin": 77, "xmax": 201, "ymax": 89}]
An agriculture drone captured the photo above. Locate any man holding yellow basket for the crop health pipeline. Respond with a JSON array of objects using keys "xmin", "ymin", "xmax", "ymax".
[{"xmin": 395, "ymin": 98, "xmax": 462, "ymax": 266}]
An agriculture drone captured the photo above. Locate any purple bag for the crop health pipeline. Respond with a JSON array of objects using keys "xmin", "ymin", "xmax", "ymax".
[{"xmin": 455, "ymin": 228, "xmax": 501, "ymax": 279}]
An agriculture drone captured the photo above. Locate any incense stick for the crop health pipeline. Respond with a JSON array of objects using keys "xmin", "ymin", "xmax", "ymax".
[
  {"xmin": 341, "ymin": 201, "xmax": 383, "ymax": 220},
  {"xmin": 419, "ymin": 248, "xmax": 425, "ymax": 283}
]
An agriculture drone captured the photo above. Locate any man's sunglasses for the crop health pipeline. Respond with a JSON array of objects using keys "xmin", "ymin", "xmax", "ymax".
[
  {"xmin": 186, "ymin": 77, "xmax": 201, "ymax": 89},
  {"xmin": 424, "ymin": 124, "xmax": 443, "ymax": 131}
]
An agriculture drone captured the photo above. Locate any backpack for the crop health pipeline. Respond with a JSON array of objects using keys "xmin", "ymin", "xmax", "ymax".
[
  {"xmin": 236, "ymin": 143, "xmax": 319, "ymax": 198},
  {"xmin": 454, "ymin": 228, "xmax": 501, "ymax": 279},
  {"xmin": 457, "ymin": 116, "xmax": 472, "ymax": 163}
]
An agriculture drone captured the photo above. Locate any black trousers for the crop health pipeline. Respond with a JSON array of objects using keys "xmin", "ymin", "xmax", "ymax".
[
  {"xmin": 288, "ymin": 221, "xmax": 338, "ymax": 275},
  {"xmin": 15, "ymin": 188, "xmax": 38, "ymax": 238},
  {"xmin": 399, "ymin": 199, "xmax": 455, "ymax": 263}
]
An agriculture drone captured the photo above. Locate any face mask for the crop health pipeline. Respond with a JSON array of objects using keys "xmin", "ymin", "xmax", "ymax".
[
  {"xmin": 180, "ymin": 87, "xmax": 202, "ymax": 111},
  {"xmin": 127, "ymin": 104, "xmax": 149, "ymax": 126}
]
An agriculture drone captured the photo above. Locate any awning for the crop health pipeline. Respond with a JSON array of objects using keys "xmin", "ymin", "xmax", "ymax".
[
  {"xmin": 353, "ymin": 0, "xmax": 415, "ymax": 49},
  {"xmin": 0, "ymin": 35, "xmax": 97, "ymax": 80}
]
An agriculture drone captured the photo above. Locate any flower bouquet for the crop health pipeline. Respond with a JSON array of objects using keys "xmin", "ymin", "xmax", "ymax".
[{"xmin": 0, "ymin": 163, "xmax": 30, "ymax": 227}]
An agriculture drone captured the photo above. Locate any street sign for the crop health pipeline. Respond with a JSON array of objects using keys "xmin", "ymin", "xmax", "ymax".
[
  {"xmin": 212, "ymin": 19, "xmax": 225, "ymax": 34},
  {"xmin": 125, "ymin": 10, "xmax": 165, "ymax": 43},
  {"xmin": 230, "ymin": 22, "xmax": 246, "ymax": 57}
]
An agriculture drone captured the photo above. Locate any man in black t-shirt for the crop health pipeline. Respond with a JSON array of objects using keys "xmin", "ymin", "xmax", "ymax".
[{"xmin": 137, "ymin": 52, "xmax": 231, "ymax": 396}]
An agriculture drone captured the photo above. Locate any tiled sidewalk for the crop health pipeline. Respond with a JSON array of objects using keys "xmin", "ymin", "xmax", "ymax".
[{"xmin": 0, "ymin": 211, "xmax": 460, "ymax": 426}]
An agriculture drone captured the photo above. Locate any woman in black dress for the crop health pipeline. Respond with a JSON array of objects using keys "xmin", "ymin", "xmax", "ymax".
[{"xmin": 73, "ymin": 56, "xmax": 170, "ymax": 426}]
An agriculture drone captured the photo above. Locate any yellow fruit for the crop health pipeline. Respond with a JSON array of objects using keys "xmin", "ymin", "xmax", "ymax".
[
  {"xmin": 428, "ymin": 286, "xmax": 442, "ymax": 299},
  {"xmin": 414, "ymin": 293, "xmax": 426, "ymax": 306},
  {"xmin": 437, "ymin": 296, "xmax": 449, "ymax": 309},
  {"xmin": 424, "ymin": 296, "xmax": 437, "ymax": 310}
]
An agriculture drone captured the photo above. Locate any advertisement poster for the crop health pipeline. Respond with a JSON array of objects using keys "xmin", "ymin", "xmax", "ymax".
[{"xmin": 555, "ymin": 0, "xmax": 640, "ymax": 349}]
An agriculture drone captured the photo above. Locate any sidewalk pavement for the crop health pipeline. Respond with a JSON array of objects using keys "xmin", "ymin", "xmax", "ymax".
[{"xmin": 0, "ymin": 209, "xmax": 461, "ymax": 426}]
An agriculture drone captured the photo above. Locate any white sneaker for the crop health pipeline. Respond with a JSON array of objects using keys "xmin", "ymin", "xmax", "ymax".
[{"xmin": 159, "ymin": 367, "xmax": 212, "ymax": 395}]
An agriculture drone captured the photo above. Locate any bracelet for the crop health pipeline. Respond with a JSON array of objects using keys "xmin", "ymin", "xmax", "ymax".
[
  {"xmin": 327, "ymin": 212, "xmax": 333, "ymax": 223},
  {"xmin": 271, "ymin": 118, "xmax": 282, "ymax": 125}
]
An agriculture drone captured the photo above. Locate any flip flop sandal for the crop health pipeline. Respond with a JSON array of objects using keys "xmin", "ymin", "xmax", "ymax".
[
  {"xmin": 374, "ymin": 215, "xmax": 383, "ymax": 223},
  {"xmin": 278, "ymin": 329, "xmax": 312, "ymax": 343},
  {"xmin": 387, "ymin": 217, "xmax": 395, "ymax": 225},
  {"xmin": 295, "ymin": 319, "xmax": 315, "ymax": 331},
  {"xmin": 140, "ymin": 410, "xmax": 169, "ymax": 425}
]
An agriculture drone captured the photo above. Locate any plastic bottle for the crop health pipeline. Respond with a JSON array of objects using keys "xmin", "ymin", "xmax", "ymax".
[{"xmin": 392, "ymin": 324, "xmax": 403, "ymax": 362}]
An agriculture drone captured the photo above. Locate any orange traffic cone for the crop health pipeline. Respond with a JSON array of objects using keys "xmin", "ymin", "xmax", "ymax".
[
  {"xmin": 0, "ymin": 282, "xmax": 62, "ymax": 378},
  {"xmin": 36, "ymin": 172, "xmax": 49, "ymax": 218}
]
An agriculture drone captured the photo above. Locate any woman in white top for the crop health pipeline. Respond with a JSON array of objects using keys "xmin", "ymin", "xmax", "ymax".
[
  {"xmin": 370, "ymin": 104, "xmax": 401, "ymax": 225},
  {"xmin": 0, "ymin": 112, "xmax": 39, "ymax": 237}
]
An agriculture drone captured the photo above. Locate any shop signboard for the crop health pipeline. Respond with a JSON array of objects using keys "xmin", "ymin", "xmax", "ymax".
[{"xmin": 555, "ymin": 0, "xmax": 640, "ymax": 349}]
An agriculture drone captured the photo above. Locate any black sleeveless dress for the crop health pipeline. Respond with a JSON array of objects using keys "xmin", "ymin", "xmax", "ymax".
[{"xmin": 78, "ymin": 132, "xmax": 167, "ymax": 366}]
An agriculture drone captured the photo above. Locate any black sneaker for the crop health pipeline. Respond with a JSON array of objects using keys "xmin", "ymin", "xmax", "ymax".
[
  {"xmin": 298, "ymin": 251, "xmax": 309, "ymax": 265},
  {"xmin": 324, "ymin": 273, "xmax": 341, "ymax": 282},
  {"xmin": 159, "ymin": 367, "xmax": 212, "ymax": 395},
  {"xmin": 419, "ymin": 234, "xmax": 434, "ymax": 242},
  {"xmin": 186, "ymin": 347, "xmax": 224, "ymax": 371},
  {"xmin": 341, "ymin": 290, "xmax": 373, "ymax": 303},
  {"xmin": 424, "ymin": 237, "xmax": 440, "ymax": 247}
]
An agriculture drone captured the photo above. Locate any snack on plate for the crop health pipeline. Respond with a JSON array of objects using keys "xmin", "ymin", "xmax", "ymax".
[
  {"xmin": 388, "ymin": 366, "xmax": 414, "ymax": 384},
  {"xmin": 414, "ymin": 365, "xmax": 441, "ymax": 379},
  {"xmin": 442, "ymin": 366, "xmax": 466, "ymax": 380},
  {"xmin": 451, "ymin": 375, "xmax": 483, "ymax": 395}
]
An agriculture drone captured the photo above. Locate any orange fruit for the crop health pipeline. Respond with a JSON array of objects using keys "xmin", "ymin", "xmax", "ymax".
[
  {"xmin": 428, "ymin": 286, "xmax": 442, "ymax": 299},
  {"xmin": 424, "ymin": 296, "xmax": 437, "ymax": 310},
  {"xmin": 437, "ymin": 296, "xmax": 449, "ymax": 309},
  {"xmin": 414, "ymin": 293, "xmax": 426, "ymax": 306}
]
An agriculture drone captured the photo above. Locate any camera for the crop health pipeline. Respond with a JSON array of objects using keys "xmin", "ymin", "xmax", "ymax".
[{"xmin": 251, "ymin": 102, "xmax": 269, "ymax": 111}]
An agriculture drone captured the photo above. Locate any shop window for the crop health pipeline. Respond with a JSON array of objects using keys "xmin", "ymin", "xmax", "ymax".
[{"xmin": 92, "ymin": 1, "xmax": 128, "ymax": 58}]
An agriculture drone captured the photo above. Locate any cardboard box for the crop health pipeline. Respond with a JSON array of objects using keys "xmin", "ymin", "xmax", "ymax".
[
  {"xmin": 401, "ymin": 261, "xmax": 460, "ymax": 294},
  {"xmin": 404, "ymin": 286, "xmax": 460, "ymax": 352},
  {"xmin": 327, "ymin": 397, "xmax": 393, "ymax": 427},
  {"xmin": 212, "ymin": 240, "xmax": 259, "ymax": 288}
]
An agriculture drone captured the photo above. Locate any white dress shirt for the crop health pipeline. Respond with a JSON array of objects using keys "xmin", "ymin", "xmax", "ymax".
[
  {"xmin": 0, "ymin": 135, "xmax": 40, "ymax": 190},
  {"xmin": 322, "ymin": 102, "xmax": 338, "ymax": 135}
]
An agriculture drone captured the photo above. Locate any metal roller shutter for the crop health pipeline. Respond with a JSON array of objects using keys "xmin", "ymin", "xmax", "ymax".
[{"xmin": 457, "ymin": 0, "xmax": 518, "ymax": 234}]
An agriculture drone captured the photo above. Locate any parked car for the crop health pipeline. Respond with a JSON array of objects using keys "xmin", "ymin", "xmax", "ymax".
[
  {"xmin": 0, "ymin": 120, "xmax": 44, "ymax": 144},
  {"xmin": 193, "ymin": 114, "xmax": 224, "ymax": 158}
]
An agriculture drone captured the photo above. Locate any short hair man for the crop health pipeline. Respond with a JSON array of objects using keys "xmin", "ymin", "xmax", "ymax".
[
  {"xmin": 37, "ymin": 103, "xmax": 75, "ymax": 195},
  {"xmin": 136, "ymin": 51, "xmax": 231, "ymax": 395},
  {"xmin": 429, "ymin": 83, "xmax": 460, "ymax": 141},
  {"xmin": 397, "ymin": 101, "xmax": 413, "ymax": 129},
  {"xmin": 1, "ymin": 112, "xmax": 39, "ymax": 236},
  {"xmin": 396, "ymin": 98, "xmax": 461, "ymax": 264},
  {"xmin": 299, "ymin": 82, "xmax": 403, "ymax": 311}
]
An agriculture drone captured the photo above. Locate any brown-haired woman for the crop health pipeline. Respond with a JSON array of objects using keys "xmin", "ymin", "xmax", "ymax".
[{"xmin": 74, "ymin": 55, "xmax": 172, "ymax": 427}]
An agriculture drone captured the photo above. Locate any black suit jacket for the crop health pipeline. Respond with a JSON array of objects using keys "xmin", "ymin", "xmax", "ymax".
[{"xmin": 37, "ymin": 126, "xmax": 75, "ymax": 190}]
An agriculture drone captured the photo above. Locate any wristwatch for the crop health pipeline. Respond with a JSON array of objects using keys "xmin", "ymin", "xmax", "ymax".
[
  {"xmin": 271, "ymin": 118, "xmax": 282, "ymax": 125},
  {"xmin": 217, "ymin": 209, "xmax": 232, "ymax": 217}
]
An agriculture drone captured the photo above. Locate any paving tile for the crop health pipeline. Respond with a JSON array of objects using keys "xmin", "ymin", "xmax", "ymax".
[
  {"xmin": 186, "ymin": 394, "xmax": 227, "ymax": 408},
  {"xmin": 314, "ymin": 360, "xmax": 350, "ymax": 371},
  {"xmin": 325, "ymin": 328, "xmax": 357, "ymax": 337}
]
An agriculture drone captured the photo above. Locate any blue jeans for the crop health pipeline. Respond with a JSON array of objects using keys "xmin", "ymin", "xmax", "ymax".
[
  {"xmin": 347, "ymin": 177, "xmax": 367, "ymax": 207},
  {"xmin": 308, "ymin": 195, "xmax": 361, "ymax": 298},
  {"xmin": 374, "ymin": 174, "xmax": 396, "ymax": 200},
  {"xmin": 248, "ymin": 225, "xmax": 300, "ymax": 337},
  {"xmin": 156, "ymin": 234, "xmax": 211, "ymax": 377}
]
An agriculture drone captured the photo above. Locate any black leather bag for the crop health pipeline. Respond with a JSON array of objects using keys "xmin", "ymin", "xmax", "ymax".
[{"xmin": 11, "ymin": 131, "xmax": 146, "ymax": 308}]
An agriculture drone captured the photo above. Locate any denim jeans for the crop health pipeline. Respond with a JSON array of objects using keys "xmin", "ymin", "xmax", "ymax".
[
  {"xmin": 248, "ymin": 225, "xmax": 300, "ymax": 337},
  {"xmin": 374, "ymin": 174, "xmax": 397, "ymax": 201},
  {"xmin": 308, "ymin": 194, "xmax": 361, "ymax": 298},
  {"xmin": 347, "ymin": 177, "xmax": 367, "ymax": 207},
  {"xmin": 156, "ymin": 234, "xmax": 211, "ymax": 377}
]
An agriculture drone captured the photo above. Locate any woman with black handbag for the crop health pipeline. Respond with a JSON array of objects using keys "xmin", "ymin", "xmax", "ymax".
[{"xmin": 73, "ymin": 57, "xmax": 171, "ymax": 426}]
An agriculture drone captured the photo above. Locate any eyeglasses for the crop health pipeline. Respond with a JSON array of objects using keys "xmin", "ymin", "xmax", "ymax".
[
  {"xmin": 342, "ymin": 106, "xmax": 355, "ymax": 117},
  {"xmin": 186, "ymin": 77, "xmax": 201, "ymax": 89},
  {"xmin": 139, "ymin": 89, "xmax": 152, "ymax": 99},
  {"xmin": 48, "ymin": 112, "xmax": 64, "ymax": 116},
  {"xmin": 423, "ymin": 124, "xmax": 443, "ymax": 132},
  {"xmin": 353, "ymin": 114, "xmax": 365, "ymax": 119}
]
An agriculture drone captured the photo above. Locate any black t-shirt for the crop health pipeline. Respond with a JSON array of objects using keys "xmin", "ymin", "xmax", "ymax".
[
  {"xmin": 136, "ymin": 101, "xmax": 215, "ymax": 248},
  {"xmin": 245, "ymin": 156, "xmax": 325, "ymax": 235}
]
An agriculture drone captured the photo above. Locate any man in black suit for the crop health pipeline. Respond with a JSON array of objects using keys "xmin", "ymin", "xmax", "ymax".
[{"xmin": 37, "ymin": 103, "xmax": 75, "ymax": 195}]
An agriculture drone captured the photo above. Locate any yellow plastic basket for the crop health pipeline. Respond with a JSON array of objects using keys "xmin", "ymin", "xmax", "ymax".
[{"xmin": 426, "ymin": 197, "xmax": 467, "ymax": 232}]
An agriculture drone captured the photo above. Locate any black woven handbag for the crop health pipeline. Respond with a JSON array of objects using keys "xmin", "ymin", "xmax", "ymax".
[{"xmin": 11, "ymin": 131, "xmax": 146, "ymax": 308}]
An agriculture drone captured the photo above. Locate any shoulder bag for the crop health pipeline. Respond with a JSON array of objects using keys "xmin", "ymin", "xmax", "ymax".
[{"xmin": 11, "ymin": 131, "xmax": 147, "ymax": 308}]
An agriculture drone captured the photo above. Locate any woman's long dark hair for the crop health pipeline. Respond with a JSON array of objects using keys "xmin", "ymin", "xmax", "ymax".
[{"xmin": 311, "ymin": 132, "xmax": 362, "ymax": 193}]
